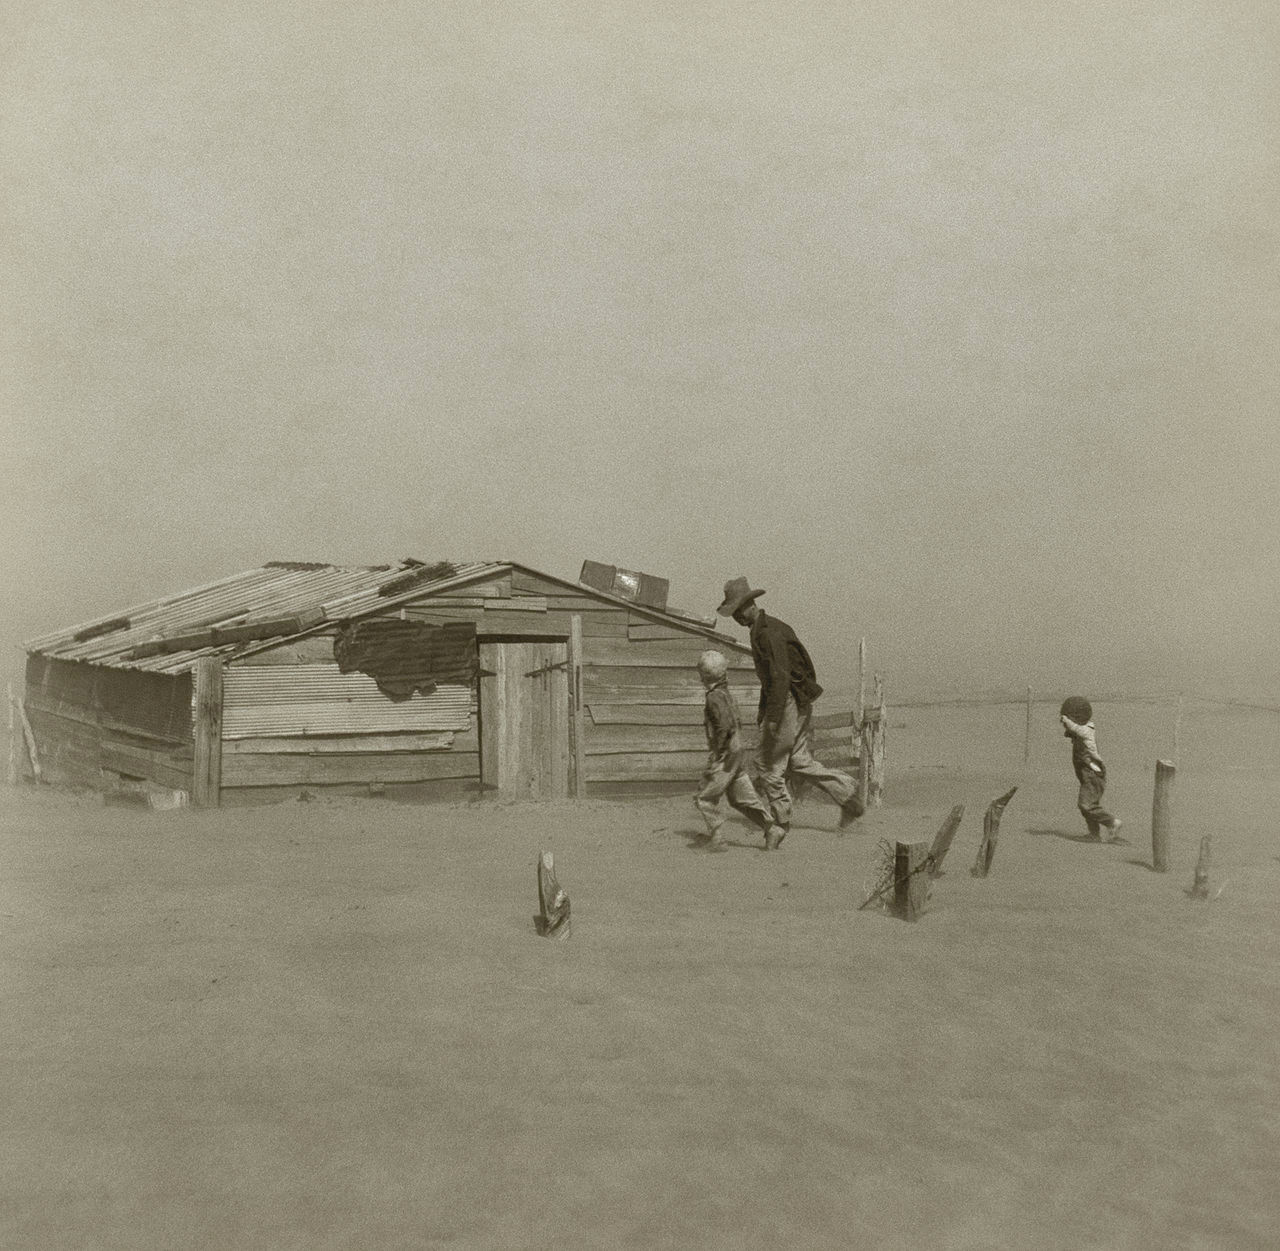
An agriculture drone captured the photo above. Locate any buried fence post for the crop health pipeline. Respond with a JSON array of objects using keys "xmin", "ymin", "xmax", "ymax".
[
  {"xmin": 1190, "ymin": 834, "xmax": 1211, "ymax": 900},
  {"xmin": 1152, "ymin": 759, "xmax": 1175, "ymax": 873},
  {"xmin": 892, "ymin": 841, "xmax": 929, "ymax": 921},
  {"xmin": 971, "ymin": 786, "xmax": 1018, "ymax": 878},
  {"xmin": 928, "ymin": 804, "xmax": 966, "ymax": 878},
  {"xmin": 867, "ymin": 674, "xmax": 886, "ymax": 807},
  {"xmin": 535, "ymin": 850, "xmax": 571, "ymax": 939}
]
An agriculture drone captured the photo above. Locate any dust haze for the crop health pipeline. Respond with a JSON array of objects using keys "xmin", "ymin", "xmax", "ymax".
[{"xmin": 3, "ymin": 1, "xmax": 1276, "ymax": 700}]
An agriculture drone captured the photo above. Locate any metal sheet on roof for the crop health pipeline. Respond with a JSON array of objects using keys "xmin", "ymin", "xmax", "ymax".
[
  {"xmin": 220, "ymin": 667, "xmax": 473, "ymax": 738},
  {"xmin": 24, "ymin": 561, "xmax": 505, "ymax": 673}
]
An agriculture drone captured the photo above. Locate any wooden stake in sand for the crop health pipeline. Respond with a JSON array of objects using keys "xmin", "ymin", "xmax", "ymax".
[
  {"xmin": 535, "ymin": 850, "xmax": 571, "ymax": 939},
  {"xmin": 893, "ymin": 841, "xmax": 929, "ymax": 921},
  {"xmin": 868, "ymin": 674, "xmax": 886, "ymax": 807},
  {"xmin": 1152, "ymin": 759, "xmax": 1175, "ymax": 873},
  {"xmin": 971, "ymin": 786, "xmax": 1018, "ymax": 878},
  {"xmin": 928, "ymin": 804, "xmax": 966, "ymax": 878},
  {"xmin": 192, "ymin": 657, "xmax": 223, "ymax": 809},
  {"xmin": 1190, "ymin": 834, "xmax": 1211, "ymax": 900},
  {"xmin": 1024, "ymin": 685, "xmax": 1033, "ymax": 766}
]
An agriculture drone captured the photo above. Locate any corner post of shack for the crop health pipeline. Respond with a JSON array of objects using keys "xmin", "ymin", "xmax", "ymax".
[{"xmin": 193, "ymin": 655, "xmax": 224, "ymax": 808}]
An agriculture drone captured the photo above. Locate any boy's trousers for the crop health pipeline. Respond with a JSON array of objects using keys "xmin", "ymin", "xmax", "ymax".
[
  {"xmin": 695, "ymin": 746, "xmax": 773, "ymax": 836},
  {"xmin": 1077, "ymin": 769, "xmax": 1115, "ymax": 835},
  {"xmin": 754, "ymin": 694, "xmax": 858, "ymax": 829}
]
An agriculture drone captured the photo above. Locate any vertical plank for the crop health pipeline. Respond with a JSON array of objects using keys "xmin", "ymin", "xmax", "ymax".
[
  {"xmin": 1190, "ymin": 834, "xmax": 1211, "ymax": 900},
  {"xmin": 479, "ymin": 642, "xmax": 501, "ymax": 793},
  {"xmin": 1024, "ymin": 685, "xmax": 1033, "ymax": 766},
  {"xmin": 869, "ymin": 674, "xmax": 886, "ymax": 806},
  {"xmin": 192, "ymin": 657, "xmax": 223, "ymax": 808},
  {"xmin": 856, "ymin": 637, "xmax": 866, "ymax": 734},
  {"xmin": 16, "ymin": 697, "xmax": 42, "ymax": 783},
  {"xmin": 893, "ymin": 841, "xmax": 929, "ymax": 921},
  {"xmin": 971, "ymin": 786, "xmax": 1018, "ymax": 878},
  {"xmin": 567, "ymin": 615, "xmax": 585, "ymax": 798},
  {"xmin": 1152, "ymin": 759, "xmax": 1175, "ymax": 872}
]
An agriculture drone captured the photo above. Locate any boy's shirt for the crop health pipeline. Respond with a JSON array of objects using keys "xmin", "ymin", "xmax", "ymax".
[
  {"xmin": 1062, "ymin": 716, "xmax": 1106, "ymax": 780},
  {"xmin": 703, "ymin": 678, "xmax": 744, "ymax": 765}
]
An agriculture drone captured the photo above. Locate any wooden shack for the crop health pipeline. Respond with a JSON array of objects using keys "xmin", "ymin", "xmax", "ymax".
[{"xmin": 19, "ymin": 560, "xmax": 858, "ymax": 804}]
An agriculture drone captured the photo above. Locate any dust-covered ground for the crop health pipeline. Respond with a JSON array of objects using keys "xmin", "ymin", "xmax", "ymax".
[{"xmin": 2, "ymin": 747, "xmax": 1278, "ymax": 1250}]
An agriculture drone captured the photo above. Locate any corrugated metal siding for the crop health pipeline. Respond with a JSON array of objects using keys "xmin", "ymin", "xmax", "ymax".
[{"xmin": 220, "ymin": 665, "xmax": 474, "ymax": 738}]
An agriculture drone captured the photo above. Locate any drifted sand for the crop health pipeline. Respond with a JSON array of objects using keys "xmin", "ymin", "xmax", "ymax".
[{"xmin": 2, "ymin": 760, "xmax": 1277, "ymax": 1250}]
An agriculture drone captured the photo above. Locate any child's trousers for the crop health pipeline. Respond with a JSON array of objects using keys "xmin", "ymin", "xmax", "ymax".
[
  {"xmin": 695, "ymin": 751, "xmax": 773, "ymax": 836},
  {"xmin": 1077, "ymin": 769, "xmax": 1116, "ymax": 835}
]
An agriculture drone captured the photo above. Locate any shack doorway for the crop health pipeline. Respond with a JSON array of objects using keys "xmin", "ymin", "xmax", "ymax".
[{"xmin": 478, "ymin": 639, "xmax": 570, "ymax": 799}]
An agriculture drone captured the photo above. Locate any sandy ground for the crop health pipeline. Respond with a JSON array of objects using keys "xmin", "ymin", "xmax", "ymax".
[{"xmin": 2, "ymin": 756, "xmax": 1278, "ymax": 1250}]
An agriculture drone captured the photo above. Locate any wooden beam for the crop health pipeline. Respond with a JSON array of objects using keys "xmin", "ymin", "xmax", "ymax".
[
  {"xmin": 567, "ymin": 615, "xmax": 585, "ymax": 799},
  {"xmin": 892, "ymin": 841, "xmax": 929, "ymax": 920},
  {"xmin": 971, "ymin": 786, "xmax": 1018, "ymax": 878},
  {"xmin": 192, "ymin": 657, "xmax": 223, "ymax": 808},
  {"xmin": 928, "ymin": 804, "xmax": 966, "ymax": 877},
  {"xmin": 16, "ymin": 697, "xmax": 41, "ymax": 783},
  {"xmin": 535, "ymin": 850, "xmax": 571, "ymax": 939},
  {"xmin": 1152, "ymin": 759, "xmax": 1175, "ymax": 872},
  {"xmin": 1190, "ymin": 834, "xmax": 1211, "ymax": 900},
  {"xmin": 868, "ymin": 674, "xmax": 886, "ymax": 806}
]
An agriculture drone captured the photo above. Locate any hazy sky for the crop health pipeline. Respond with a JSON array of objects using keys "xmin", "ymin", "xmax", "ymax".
[{"xmin": 3, "ymin": 1, "xmax": 1276, "ymax": 700}]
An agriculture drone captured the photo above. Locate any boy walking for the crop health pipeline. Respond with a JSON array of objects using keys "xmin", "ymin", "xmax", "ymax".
[
  {"xmin": 694, "ymin": 650, "xmax": 785, "ymax": 850},
  {"xmin": 1060, "ymin": 696, "xmax": 1122, "ymax": 841}
]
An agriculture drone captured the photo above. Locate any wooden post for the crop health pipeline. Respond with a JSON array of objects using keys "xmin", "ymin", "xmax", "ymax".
[
  {"xmin": 535, "ymin": 850, "xmax": 571, "ymax": 939},
  {"xmin": 566, "ymin": 615, "xmax": 585, "ymax": 799},
  {"xmin": 1190, "ymin": 834, "xmax": 1211, "ymax": 900},
  {"xmin": 971, "ymin": 786, "xmax": 1018, "ymax": 878},
  {"xmin": 868, "ymin": 674, "xmax": 886, "ymax": 807},
  {"xmin": 6, "ymin": 684, "xmax": 15, "ymax": 786},
  {"xmin": 192, "ymin": 657, "xmax": 223, "ymax": 809},
  {"xmin": 1152, "ymin": 759, "xmax": 1175, "ymax": 872},
  {"xmin": 892, "ymin": 840, "xmax": 929, "ymax": 921},
  {"xmin": 856, "ymin": 636, "xmax": 866, "ymax": 733},
  {"xmin": 1024, "ymin": 685, "xmax": 1033, "ymax": 766},
  {"xmin": 928, "ymin": 804, "xmax": 966, "ymax": 877},
  {"xmin": 16, "ymin": 697, "xmax": 41, "ymax": 784}
]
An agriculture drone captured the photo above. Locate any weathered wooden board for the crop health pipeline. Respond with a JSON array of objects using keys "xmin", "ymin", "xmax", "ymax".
[
  {"xmin": 584, "ymin": 638, "xmax": 755, "ymax": 669},
  {"xmin": 584, "ymin": 750, "xmax": 709, "ymax": 782},
  {"xmin": 627, "ymin": 622, "xmax": 694, "ymax": 641},
  {"xmin": 584, "ymin": 665, "xmax": 759, "ymax": 693},
  {"xmin": 485, "ymin": 597, "xmax": 547, "ymax": 612},
  {"xmin": 585, "ymin": 724, "xmax": 711, "ymax": 754},
  {"xmin": 221, "ymin": 750, "xmax": 481, "ymax": 787},
  {"xmin": 223, "ymin": 731, "xmax": 461, "ymax": 755},
  {"xmin": 101, "ymin": 740, "xmax": 194, "ymax": 790},
  {"xmin": 589, "ymin": 703, "xmax": 704, "ymax": 726},
  {"xmin": 810, "ymin": 709, "xmax": 857, "ymax": 730},
  {"xmin": 235, "ymin": 635, "xmax": 340, "ymax": 666}
]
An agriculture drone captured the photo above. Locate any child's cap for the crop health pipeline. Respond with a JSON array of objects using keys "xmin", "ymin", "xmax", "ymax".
[
  {"xmin": 1059, "ymin": 696, "xmax": 1092, "ymax": 722},
  {"xmin": 697, "ymin": 649, "xmax": 728, "ymax": 679}
]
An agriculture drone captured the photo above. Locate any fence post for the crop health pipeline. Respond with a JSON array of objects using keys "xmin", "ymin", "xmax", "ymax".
[
  {"xmin": 193, "ymin": 657, "xmax": 223, "ymax": 809},
  {"xmin": 1152, "ymin": 759, "xmax": 1175, "ymax": 872}
]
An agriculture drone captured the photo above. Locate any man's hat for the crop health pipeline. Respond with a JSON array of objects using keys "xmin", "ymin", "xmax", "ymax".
[{"xmin": 717, "ymin": 577, "xmax": 765, "ymax": 618}]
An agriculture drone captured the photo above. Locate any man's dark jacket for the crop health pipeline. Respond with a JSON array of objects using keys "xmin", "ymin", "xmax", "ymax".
[{"xmin": 749, "ymin": 610, "xmax": 823, "ymax": 724}]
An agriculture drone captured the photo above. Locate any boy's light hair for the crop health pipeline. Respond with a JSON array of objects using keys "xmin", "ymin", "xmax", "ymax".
[{"xmin": 697, "ymin": 649, "xmax": 728, "ymax": 679}]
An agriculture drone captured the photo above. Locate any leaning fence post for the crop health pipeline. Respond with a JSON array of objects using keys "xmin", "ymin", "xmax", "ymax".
[
  {"xmin": 535, "ymin": 850, "xmax": 571, "ymax": 939},
  {"xmin": 971, "ymin": 786, "xmax": 1018, "ymax": 878},
  {"xmin": 1152, "ymin": 759, "xmax": 1175, "ymax": 872},
  {"xmin": 868, "ymin": 674, "xmax": 886, "ymax": 807}
]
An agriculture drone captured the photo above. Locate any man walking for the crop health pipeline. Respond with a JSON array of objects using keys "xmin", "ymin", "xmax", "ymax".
[{"xmin": 717, "ymin": 577, "xmax": 864, "ymax": 847}]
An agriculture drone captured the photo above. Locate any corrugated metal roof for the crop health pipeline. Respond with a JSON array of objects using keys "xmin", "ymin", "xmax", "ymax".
[
  {"xmin": 24, "ymin": 561, "xmax": 504, "ymax": 673},
  {"xmin": 23, "ymin": 557, "xmax": 743, "ymax": 672}
]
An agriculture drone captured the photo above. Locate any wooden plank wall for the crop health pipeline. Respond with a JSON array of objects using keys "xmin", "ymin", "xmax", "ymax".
[{"xmin": 22, "ymin": 656, "xmax": 194, "ymax": 791}]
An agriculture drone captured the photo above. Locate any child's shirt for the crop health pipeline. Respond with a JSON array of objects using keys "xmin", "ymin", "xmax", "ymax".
[
  {"xmin": 703, "ymin": 678, "xmax": 743, "ymax": 765},
  {"xmin": 1062, "ymin": 716, "xmax": 1106, "ymax": 780}
]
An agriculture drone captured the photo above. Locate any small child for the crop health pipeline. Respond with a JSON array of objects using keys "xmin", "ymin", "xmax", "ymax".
[
  {"xmin": 1059, "ymin": 696, "xmax": 1122, "ymax": 841},
  {"xmin": 695, "ymin": 650, "xmax": 784, "ymax": 850}
]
